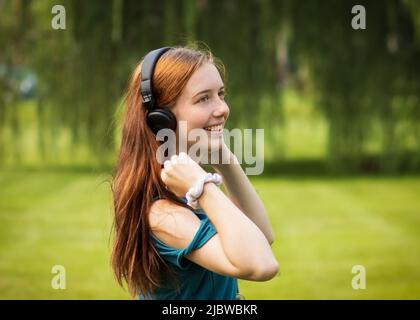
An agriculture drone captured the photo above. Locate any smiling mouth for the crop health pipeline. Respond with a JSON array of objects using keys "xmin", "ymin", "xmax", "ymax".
[{"xmin": 204, "ymin": 124, "xmax": 224, "ymax": 132}]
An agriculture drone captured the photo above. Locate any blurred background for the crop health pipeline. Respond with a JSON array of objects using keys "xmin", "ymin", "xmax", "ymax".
[{"xmin": 0, "ymin": 0, "xmax": 419, "ymax": 299}]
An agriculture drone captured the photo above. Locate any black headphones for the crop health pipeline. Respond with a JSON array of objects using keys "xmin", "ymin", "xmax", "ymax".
[{"xmin": 140, "ymin": 47, "xmax": 177, "ymax": 135}]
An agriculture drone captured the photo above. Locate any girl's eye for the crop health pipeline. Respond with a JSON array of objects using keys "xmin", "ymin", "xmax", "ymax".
[
  {"xmin": 198, "ymin": 95, "xmax": 209, "ymax": 103},
  {"xmin": 197, "ymin": 91, "xmax": 226, "ymax": 104}
]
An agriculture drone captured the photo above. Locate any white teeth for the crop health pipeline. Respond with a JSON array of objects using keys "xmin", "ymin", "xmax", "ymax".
[{"xmin": 204, "ymin": 124, "xmax": 223, "ymax": 131}]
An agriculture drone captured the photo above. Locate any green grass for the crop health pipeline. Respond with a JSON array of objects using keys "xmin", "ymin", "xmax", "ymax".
[{"xmin": 0, "ymin": 170, "xmax": 419, "ymax": 299}]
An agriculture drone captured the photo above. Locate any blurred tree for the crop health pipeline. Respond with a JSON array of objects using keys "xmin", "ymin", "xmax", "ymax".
[
  {"xmin": 0, "ymin": 0, "xmax": 419, "ymax": 172},
  {"xmin": 0, "ymin": 0, "xmax": 32, "ymax": 164},
  {"xmin": 289, "ymin": 0, "xmax": 420, "ymax": 172}
]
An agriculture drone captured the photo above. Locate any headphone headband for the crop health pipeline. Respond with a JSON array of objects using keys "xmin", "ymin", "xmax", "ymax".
[{"xmin": 140, "ymin": 47, "xmax": 172, "ymax": 110}]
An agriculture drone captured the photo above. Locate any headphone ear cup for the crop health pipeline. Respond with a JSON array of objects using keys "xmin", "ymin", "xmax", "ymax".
[{"xmin": 146, "ymin": 109, "xmax": 177, "ymax": 134}]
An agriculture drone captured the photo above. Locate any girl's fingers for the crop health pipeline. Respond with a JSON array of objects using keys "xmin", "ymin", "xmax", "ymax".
[
  {"xmin": 178, "ymin": 152, "xmax": 188, "ymax": 163},
  {"xmin": 164, "ymin": 160, "xmax": 172, "ymax": 171},
  {"xmin": 170, "ymin": 154, "xmax": 178, "ymax": 163},
  {"xmin": 160, "ymin": 170, "xmax": 168, "ymax": 183}
]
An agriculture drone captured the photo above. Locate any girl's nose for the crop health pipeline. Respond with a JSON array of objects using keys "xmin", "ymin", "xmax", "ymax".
[{"xmin": 213, "ymin": 99, "xmax": 230, "ymax": 118}]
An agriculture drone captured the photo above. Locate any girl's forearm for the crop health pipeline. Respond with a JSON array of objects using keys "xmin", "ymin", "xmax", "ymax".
[
  {"xmin": 198, "ymin": 183, "xmax": 277, "ymax": 276},
  {"xmin": 214, "ymin": 156, "xmax": 275, "ymax": 244}
]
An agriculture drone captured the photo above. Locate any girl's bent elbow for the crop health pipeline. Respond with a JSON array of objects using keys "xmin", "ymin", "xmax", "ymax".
[
  {"xmin": 249, "ymin": 260, "xmax": 279, "ymax": 281},
  {"xmin": 261, "ymin": 261, "xmax": 279, "ymax": 280}
]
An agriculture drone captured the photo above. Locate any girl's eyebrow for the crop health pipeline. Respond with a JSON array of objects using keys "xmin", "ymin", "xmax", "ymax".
[{"xmin": 192, "ymin": 86, "xmax": 225, "ymax": 99}]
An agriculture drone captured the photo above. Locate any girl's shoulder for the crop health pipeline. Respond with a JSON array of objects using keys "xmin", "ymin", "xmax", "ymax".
[{"xmin": 149, "ymin": 198, "xmax": 203, "ymax": 250}]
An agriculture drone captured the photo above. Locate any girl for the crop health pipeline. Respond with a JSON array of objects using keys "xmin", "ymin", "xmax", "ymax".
[{"xmin": 111, "ymin": 45, "xmax": 279, "ymax": 300}]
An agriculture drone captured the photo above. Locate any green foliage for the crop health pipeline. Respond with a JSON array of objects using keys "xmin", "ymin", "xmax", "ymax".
[
  {"xmin": 0, "ymin": 0, "xmax": 419, "ymax": 173},
  {"xmin": 289, "ymin": 0, "xmax": 420, "ymax": 172}
]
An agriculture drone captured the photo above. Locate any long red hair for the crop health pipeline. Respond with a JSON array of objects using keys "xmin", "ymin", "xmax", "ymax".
[{"xmin": 111, "ymin": 44, "xmax": 225, "ymax": 298}]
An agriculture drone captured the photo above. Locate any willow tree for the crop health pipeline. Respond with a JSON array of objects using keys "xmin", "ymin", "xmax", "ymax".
[
  {"xmin": 288, "ymin": 0, "xmax": 420, "ymax": 172},
  {"xmin": 0, "ymin": 0, "xmax": 32, "ymax": 164},
  {"xmin": 2, "ymin": 0, "xmax": 419, "ymax": 172}
]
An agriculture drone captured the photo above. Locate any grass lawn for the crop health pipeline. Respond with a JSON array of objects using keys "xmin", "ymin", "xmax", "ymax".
[{"xmin": 0, "ymin": 170, "xmax": 419, "ymax": 299}]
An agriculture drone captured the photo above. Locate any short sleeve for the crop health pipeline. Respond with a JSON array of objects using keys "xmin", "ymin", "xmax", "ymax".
[{"xmin": 151, "ymin": 213, "xmax": 217, "ymax": 270}]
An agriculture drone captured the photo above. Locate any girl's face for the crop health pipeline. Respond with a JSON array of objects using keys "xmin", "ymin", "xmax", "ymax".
[{"xmin": 172, "ymin": 62, "xmax": 230, "ymax": 156}]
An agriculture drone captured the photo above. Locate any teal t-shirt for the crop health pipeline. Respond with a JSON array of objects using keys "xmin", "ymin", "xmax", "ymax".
[{"xmin": 139, "ymin": 197, "xmax": 240, "ymax": 300}]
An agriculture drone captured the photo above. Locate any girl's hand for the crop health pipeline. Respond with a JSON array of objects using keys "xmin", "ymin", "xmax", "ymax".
[{"xmin": 161, "ymin": 152, "xmax": 207, "ymax": 197}]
